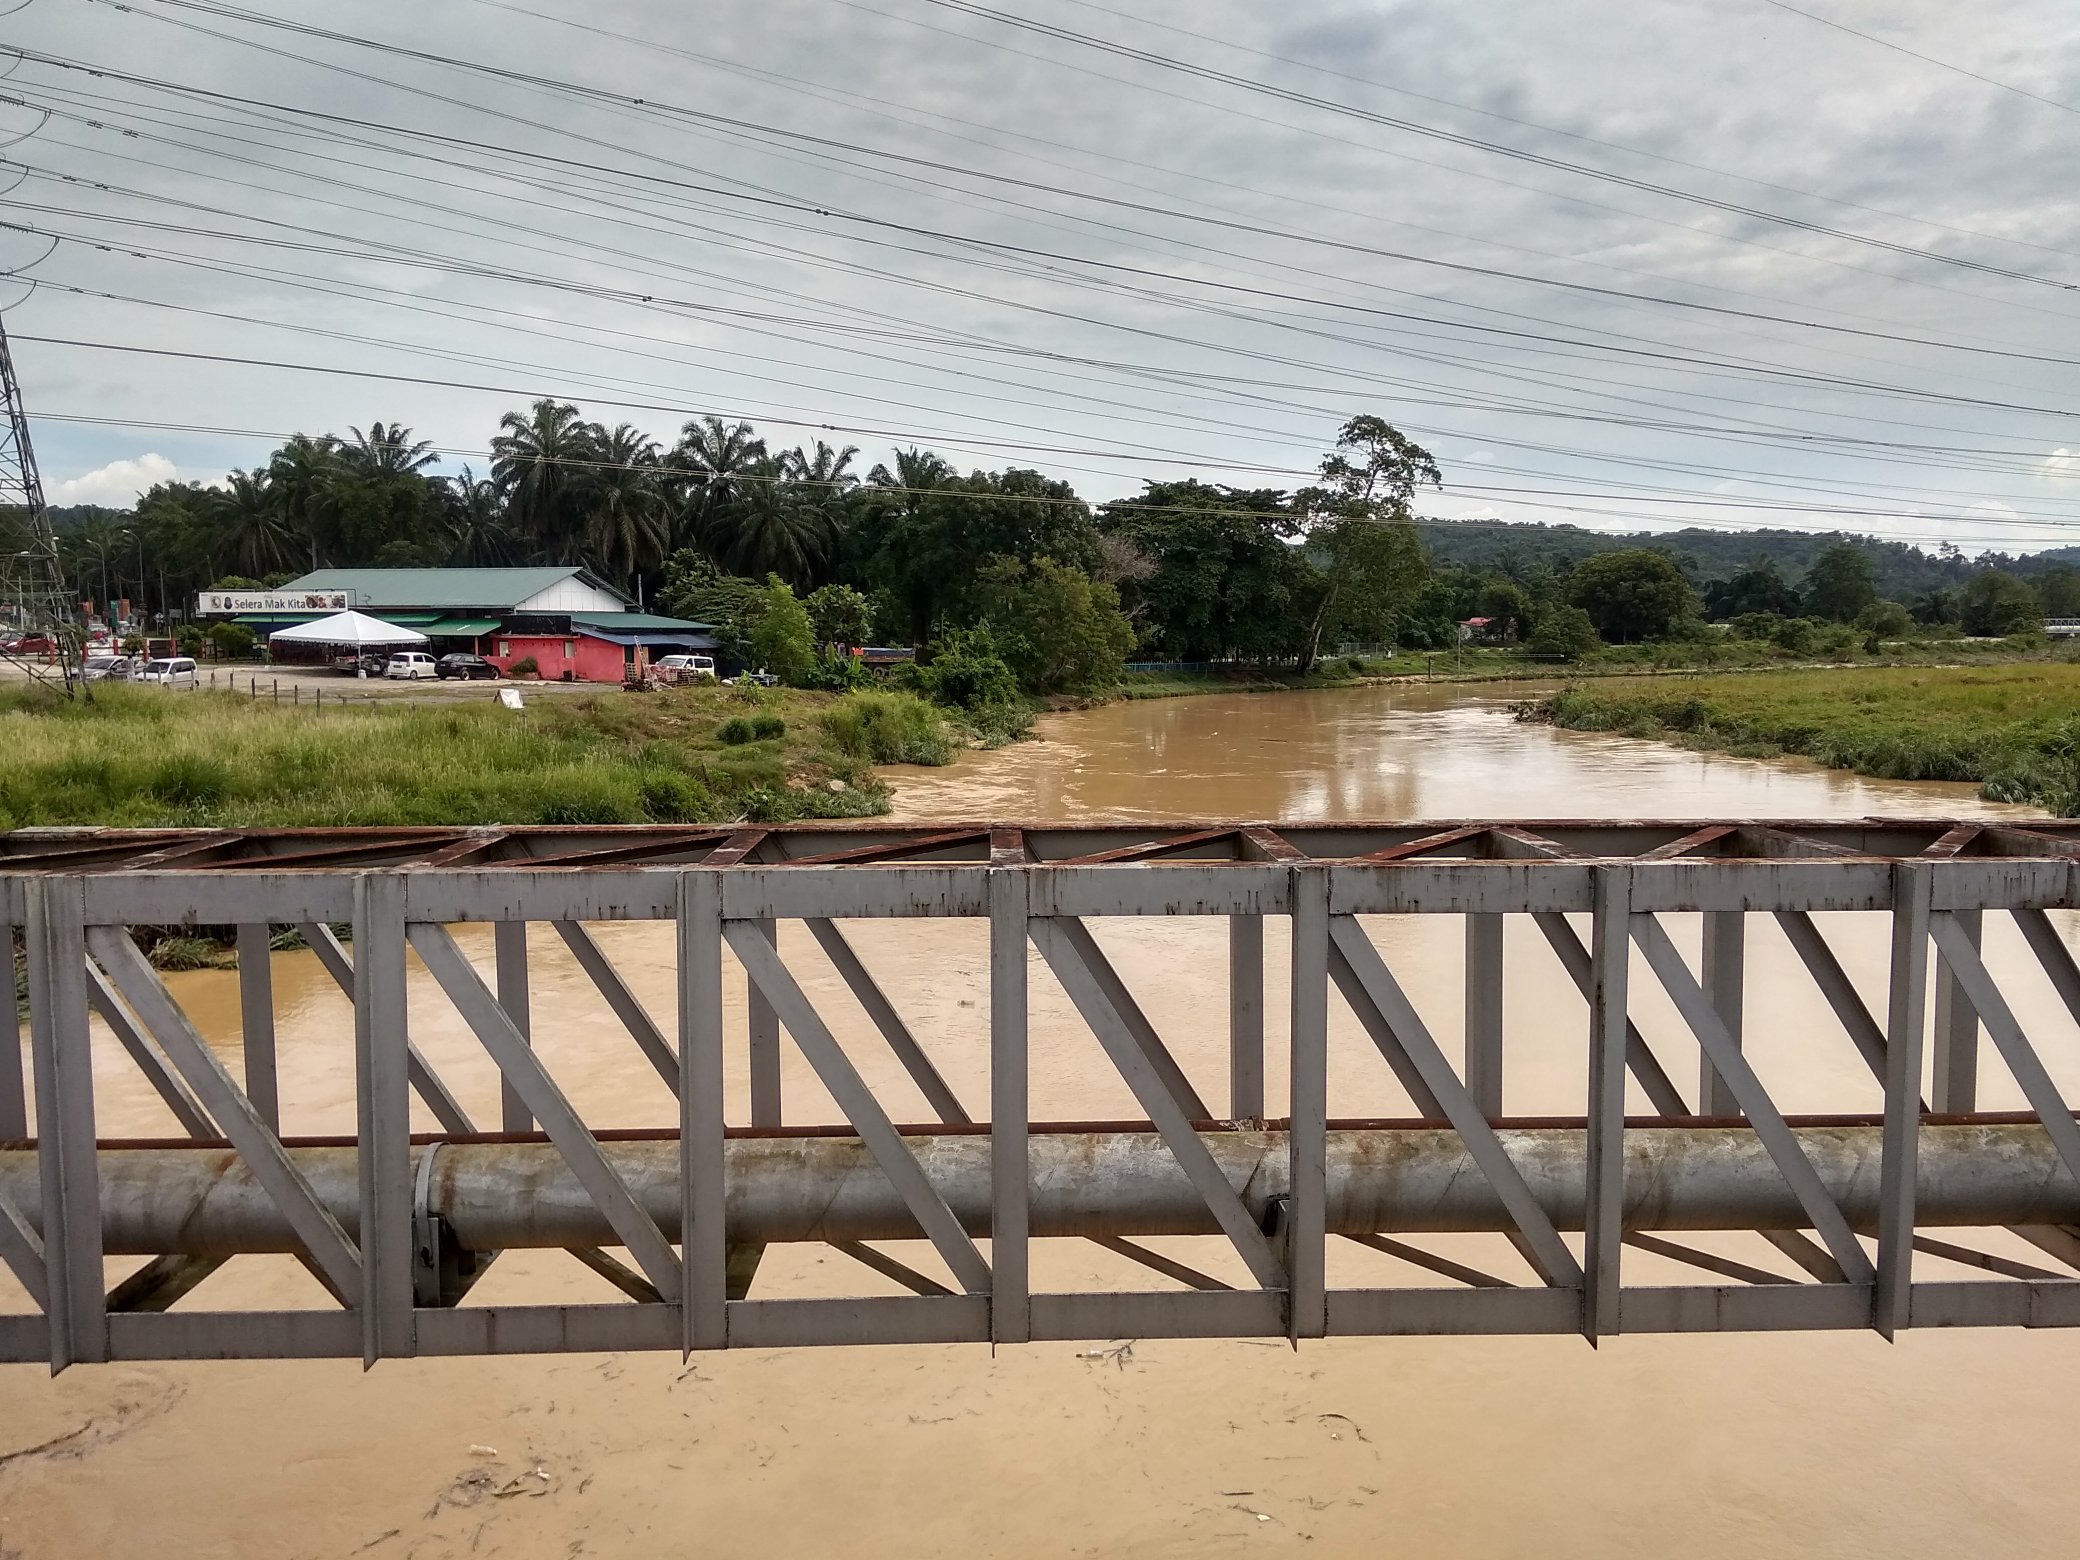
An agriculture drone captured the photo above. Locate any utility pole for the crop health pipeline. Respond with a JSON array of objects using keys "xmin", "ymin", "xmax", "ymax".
[{"xmin": 0, "ymin": 315, "xmax": 85, "ymax": 697}]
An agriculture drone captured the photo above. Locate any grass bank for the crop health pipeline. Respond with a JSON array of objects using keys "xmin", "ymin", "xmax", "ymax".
[
  {"xmin": 0, "ymin": 682, "xmax": 964, "ymax": 829},
  {"xmin": 1115, "ymin": 632, "xmax": 2066, "ymax": 701},
  {"xmin": 1520, "ymin": 665, "xmax": 2080, "ymax": 812}
]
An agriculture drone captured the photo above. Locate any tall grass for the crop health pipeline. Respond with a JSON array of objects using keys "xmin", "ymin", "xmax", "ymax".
[
  {"xmin": 820, "ymin": 690, "xmax": 955, "ymax": 766},
  {"xmin": 1525, "ymin": 665, "xmax": 2080, "ymax": 813},
  {"xmin": 0, "ymin": 683, "xmax": 910, "ymax": 827}
]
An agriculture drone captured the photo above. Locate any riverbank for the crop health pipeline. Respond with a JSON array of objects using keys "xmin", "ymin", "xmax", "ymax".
[
  {"xmin": 0, "ymin": 682, "xmax": 961, "ymax": 829},
  {"xmin": 1522, "ymin": 664, "xmax": 2080, "ymax": 812},
  {"xmin": 1114, "ymin": 629, "xmax": 2063, "ymax": 701}
]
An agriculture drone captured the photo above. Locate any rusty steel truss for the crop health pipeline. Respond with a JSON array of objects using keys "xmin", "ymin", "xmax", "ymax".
[{"xmin": 6, "ymin": 817, "xmax": 2080, "ymax": 1369}]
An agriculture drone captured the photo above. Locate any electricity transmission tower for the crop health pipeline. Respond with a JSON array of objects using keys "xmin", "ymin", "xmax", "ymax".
[{"xmin": 0, "ymin": 315, "xmax": 82, "ymax": 695}]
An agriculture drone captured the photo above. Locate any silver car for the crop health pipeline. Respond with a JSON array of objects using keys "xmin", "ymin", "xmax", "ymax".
[{"xmin": 135, "ymin": 656, "xmax": 198, "ymax": 688}]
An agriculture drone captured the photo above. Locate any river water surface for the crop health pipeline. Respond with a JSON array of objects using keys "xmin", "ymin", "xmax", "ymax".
[{"xmin": 4, "ymin": 683, "xmax": 2077, "ymax": 1558}]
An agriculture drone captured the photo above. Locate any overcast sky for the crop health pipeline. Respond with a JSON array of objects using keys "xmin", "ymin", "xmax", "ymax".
[{"xmin": 5, "ymin": 0, "xmax": 2080, "ymax": 553}]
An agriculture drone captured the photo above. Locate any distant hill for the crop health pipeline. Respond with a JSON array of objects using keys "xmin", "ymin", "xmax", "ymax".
[{"xmin": 1414, "ymin": 519, "xmax": 2061, "ymax": 599}]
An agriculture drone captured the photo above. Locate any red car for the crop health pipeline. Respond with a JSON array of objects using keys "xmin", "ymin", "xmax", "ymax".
[{"xmin": 2, "ymin": 634, "xmax": 55, "ymax": 655}]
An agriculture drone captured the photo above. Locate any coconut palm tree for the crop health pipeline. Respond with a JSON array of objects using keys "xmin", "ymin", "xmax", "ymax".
[
  {"xmin": 584, "ymin": 424, "xmax": 672, "ymax": 587},
  {"xmin": 492, "ymin": 400, "xmax": 596, "ymax": 559},
  {"xmin": 701, "ymin": 456, "xmax": 834, "ymax": 586},
  {"xmin": 671, "ymin": 416, "xmax": 766, "ymax": 550},
  {"xmin": 442, "ymin": 465, "xmax": 516, "ymax": 567},
  {"xmin": 342, "ymin": 422, "xmax": 438, "ymax": 478},
  {"xmin": 267, "ymin": 433, "xmax": 342, "ymax": 569},
  {"xmin": 209, "ymin": 469, "xmax": 298, "ymax": 578}
]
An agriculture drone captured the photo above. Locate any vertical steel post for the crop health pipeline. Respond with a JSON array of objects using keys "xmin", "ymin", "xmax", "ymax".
[
  {"xmin": 1287, "ymin": 867, "xmax": 1329, "ymax": 1341},
  {"xmin": 990, "ymin": 868, "xmax": 1030, "ymax": 1345},
  {"xmin": 1584, "ymin": 866, "xmax": 1631, "ymax": 1344},
  {"xmin": 236, "ymin": 922, "xmax": 278, "ymax": 1131},
  {"xmin": 1699, "ymin": 911, "xmax": 1745, "ymax": 1116},
  {"xmin": 0, "ymin": 924, "xmax": 25, "ymax": 1140},
  {"xmin": 1228, "ymin": 912, "xmax": 1264, "ymax": 1121},
  {"xmin": 1931, "ymin": 907, "xmax": 1980, "ymax": 1112},
  {"xmin": 679, "ymin": 871, "xmax": 727, "ymax": 1351},
  {"xmin": 746, "ymin": 918, "xmax": 781, "ymax": 1127},
  {"xmin": 1464, "ymin": 913, "xmax": 1504, "ymax": 1116},
  {"xmin": 1876, "ymin": 864, "xmax": 1931, "ymax": 1339},
  {"xmin": 27, "ymin": 878, "xmax": 102, "ymax": 1369},
  {"xmin": 494, "ymin": 920, "xmax": 532, "ymax": 1133},
  {"xmin": 353, "ymin": 875, "xmax": 413, "ymax": 1363}
]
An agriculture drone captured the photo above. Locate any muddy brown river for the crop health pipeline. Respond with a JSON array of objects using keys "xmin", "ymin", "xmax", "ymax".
[{"xmin": 4, "ymin": 683, "xmax": 2077, "ymax": 1558}]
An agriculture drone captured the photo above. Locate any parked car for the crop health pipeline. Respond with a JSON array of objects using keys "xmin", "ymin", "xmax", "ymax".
[
  {"xmin": 331, "ymin": 651, "xmax": 388, "ymax": 676},
  {"xmin": 653, "ymin": 653, "xmax": 716, "ymax": 682},
  {"xmin": 136, "ymin": 656, "xmax": 197, "ymax": 688},
  {"xmin": 436, "ymin": 653, "xmax": 499, "ymax": 681},
  {"xmin": 383, "ymin": 651, "xmax": 438, "ymax": 680},
  {"xmin": 2, "ymin": 634, "xmax": 55, "ymax": 655},
  {"xmin": 729, "ymin": 669, "xmax": 779, "ymax": 688},
  {"xmin": 81, "ymin": 653, "xmax": 136, "ymax": 681}
]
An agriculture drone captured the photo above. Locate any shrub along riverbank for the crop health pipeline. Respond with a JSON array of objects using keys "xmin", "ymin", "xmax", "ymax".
[
  {"xmin": 0, "ymin": 681, "xmax": 965, "ymax": 829},
  {"xmin": 1521, "ymin": 665, "xmax": 2080, "ymax": 813}
]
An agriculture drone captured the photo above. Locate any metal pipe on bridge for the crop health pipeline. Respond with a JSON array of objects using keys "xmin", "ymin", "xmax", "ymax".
[{"xmin": 6, "ymin": 1123, "xmax": 2075, "ymax": 1256}]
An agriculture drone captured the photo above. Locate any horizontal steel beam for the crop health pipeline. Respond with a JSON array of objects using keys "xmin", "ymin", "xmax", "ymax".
[
  {"xmin": 3, "ymin": 819, "xmax": 2079, "ymax": 878},
  {"xmin": 4, "ymin": 1124, "xmax": 2077, "ymax": 1255}
]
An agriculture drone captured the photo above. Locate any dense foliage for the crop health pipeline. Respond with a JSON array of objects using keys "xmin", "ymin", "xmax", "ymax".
[{"xmin": 32, "ymin": 404, "xmax": 2077, "ymax": 701}]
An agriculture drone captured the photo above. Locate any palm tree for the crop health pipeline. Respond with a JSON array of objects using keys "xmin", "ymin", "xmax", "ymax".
[
  {"xmin": 343, "ymin": 422, "xmax": 438, "ymax": 478},
  {"xmin": 701, "ymin": 456, "xmax": 834, "ymax": 586},
  {"xmin": 208, "ymin": 469, "xmax": 298, "ymax": 578},
  {"xmin": 492, "ymin": 400, "xmax": 595, "ymax": 559},
  {"xmin": 864, "ymin": 449, "xmax": 958, "ymax": 646},
  {"xmin": 866, "ymin": 447, "xmax": 954, "ymax": 513},
  {"xmin": 442, "ymin": 465, "xmax": 516, "ymax": 567},
  {"xmin": 267, "ymin": 433, "xmax": 342, "ymax": 570},
  {"xmin": 584, "ymin": 425, "xmax": 671, "ymax": 586},
  {"xmin": 672, "ymin": 416, "xmax": 766, "ymax": 550}
]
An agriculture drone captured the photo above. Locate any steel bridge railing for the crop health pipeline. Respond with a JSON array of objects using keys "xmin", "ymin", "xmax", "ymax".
[{"xmin": 4, "ymin": 819, "xmax": 2080, "ymax": 1369}]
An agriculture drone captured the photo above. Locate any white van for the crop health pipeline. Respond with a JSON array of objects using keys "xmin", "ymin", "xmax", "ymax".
[
  {"xmin": 383, "ymin": 651, "xmax": 438, "ymax": 680},
  {"xmin": 136, "ymin": 656, "xmax": 197, "ymax": 688},
  {"xmin": 654, "ymin": 653, "xmax": 716, "ymax": 682}
]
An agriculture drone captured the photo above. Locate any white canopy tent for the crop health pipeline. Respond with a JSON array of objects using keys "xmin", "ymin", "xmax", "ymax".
[{"xmin": 267, "ymin": 610, "xmax": 428, "ymax": 648}]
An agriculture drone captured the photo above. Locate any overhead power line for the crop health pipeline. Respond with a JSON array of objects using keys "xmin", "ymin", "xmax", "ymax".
[
  {"xmin": 900, "ymin": 0, "xmax": 2076, "ymax": 290},
  {"xmin": 9, "ymin": 47, "xmax": 2080, "ymax": 372},
  {"xmin": 1756, "ymin": 0, "xmax": 2080, "ymax": 116}
]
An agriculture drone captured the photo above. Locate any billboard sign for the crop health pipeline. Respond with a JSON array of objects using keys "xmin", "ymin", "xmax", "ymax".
[{"xmin": 196, "ymin": 590, "xmax": 355, "ymax": 615}]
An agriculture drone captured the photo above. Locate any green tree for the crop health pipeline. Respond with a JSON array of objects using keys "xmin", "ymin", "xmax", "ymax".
[
  {"xmin": 673, "ymin": 416, "xmax": 768, "ymax": 551},
  {"xmin": 1526, "ymin": 603, "xmax": 1600, "ymax": 660},
  {"xmin": 205, "ymin": 620, "xmax": 258, "ymax": 660},
  {"xmin": 2033, "ymin": 564, "xmax": 2080, "ymax": 618},
  {"xmin": 744, "ymin": 575, "xmax": 815, "ymax": 683},
  {"xmin": 805, "ymin": 583, "xmax": 873, "ymax": 650},
  {"xmin": 1704, "ymin": 558, "xmax": 1800, "ymax": 619},
  {"xmin": 207, "ymin": 469, "xmax": 297, "ymax": 578},
  {"xmin": 1959, "ymin": 569, "xmax": 2042, "ymax": 636},
  {"xmin": 343, "ymin": 421, "xmax": 438, "ymax": 480},
  {"xmin": 1855, "ymin": 600, "xmax": 1914, "ymax": 639},
  {"xmin": 584, "ymin": 423, "xmax": 672, "ymax": 587},
  {"xmin": 975, "ymin": 555, "xmax": 1136, "ymax": 693},
  {"xmin": 702, "ymin": 457, "xmax": 836, "ymax": 585},
  {"xmin": 1567, "ymin": 550, "xmax": 1699, "ymax": 642},
  {"xmin": 266, "ymin": 433, "xmax": 342, "ymax": 570},
  {"xmin": 656, "ymin": 551, "xmax": 764, "ymax": 658},
  {"xmin": 916, "ymin": 624, "xmax": 1019, "ymax": 711},
  {"xmin": 1292, "ymin": 417, "xmax": 1442, "ymax": 668},
  {"xmin": 1098, "ymin": 480, "xmax": 1308, "ymax": 662},
  {"xmin": 442, "ymin": 465, "xmax": 516, "ymax": 566},
  {"xmin": 1801, "ymin": 543, "xmax": 1878, "ymax": 623},
  {"xmin": 492, "ymin": 399, "xmax": 594, "ymax": 558}
]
